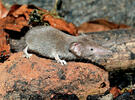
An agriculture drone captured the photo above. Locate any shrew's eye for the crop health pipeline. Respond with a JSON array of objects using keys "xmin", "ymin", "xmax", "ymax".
[{"xmin": 90, "ymin": 48, "xmax": 93, "ymax": 51}]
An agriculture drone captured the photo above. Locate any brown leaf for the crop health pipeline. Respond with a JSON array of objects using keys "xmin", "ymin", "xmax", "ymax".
[
  {"xmin": 7, "ymin": 4, "xmax": 78, "ymax": 35},
  {"xmin": 8, "ymin": 4, "xmax": 34, "ymax": 20},
  {"xmin": 3, "ymin": 16, "xmax": 28, "ymax": 32},
  {"xmin": 43, "ymin": 14, "xmax": 78, "ymax": 36},
  {"xmin": 110, "ymin": 87, "xmax": 122, "ymax": 98},
  {"xmin": 77, "ymin": 19, "xmax": 130, "ymax": 33},
  {"xmin": 4, "ymin": 4, "xmax": 34, "ymax": 32},
  {"xmin": 11, "ymin": 4, "xmax": 28, "ymax": 17},
  {"xmin": 0, "ymin": 0, "xmax": 8, "ymax": 19},
  {"xmin": 7, "ymin": 4, "xmax": 21, "ymax": 16}
]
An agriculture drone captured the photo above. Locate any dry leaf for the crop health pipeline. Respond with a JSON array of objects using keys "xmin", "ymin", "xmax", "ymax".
[
  {"xmin": 0, "ymin": 0, "xmax": 8, "ymax": 19},
  {"xmin": 43, "ymin": 14, "xmax": 78, "ymax": 36},
  {"xmin": 77, "ymin": 19, "xmax": 130, "ymax": 33}
]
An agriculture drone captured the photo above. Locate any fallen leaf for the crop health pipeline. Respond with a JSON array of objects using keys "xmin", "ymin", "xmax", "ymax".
[
  {"xmin": 0, "ymin": 0, "xmax": 8, "ymax": 19},
  {"xmin": 77, "ymin": 19, "xmax": 130, "ymax": 33},
  {"xmin": 110, "ymin": 87, "xmax": 122, "ymax": 98},
  {"xmin": 43, "ymin": 14, "xmax": 78, "ymax": 36}
]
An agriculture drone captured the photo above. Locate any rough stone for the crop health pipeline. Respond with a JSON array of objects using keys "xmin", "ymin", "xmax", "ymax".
[{"xmin": 0, "ymin": 52, "xmax": 109, "ymax": 99}]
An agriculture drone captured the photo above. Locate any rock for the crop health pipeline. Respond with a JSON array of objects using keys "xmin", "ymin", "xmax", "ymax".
[
  {"xmin": 50, "ymin": 93, "xmax": 79, "ymax": 100},
  {"xmin": 0, "ymin": 52, "xmax": 109, "ymax": 99},
  {"xmin": 86, "ymin": 94, "xmax": 101, "ymax": 100},
  {"xmin": 99, "ymin": 93, "xmax": 113, "ymax": 100},
  {"xmin": 115, "ymin": 92, "xmax": 131, "ymax": 100}
]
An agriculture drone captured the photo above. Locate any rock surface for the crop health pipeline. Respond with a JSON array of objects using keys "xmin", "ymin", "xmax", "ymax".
[{"xmin": 0, "ymin": 52, "xmax": 109, "ymax": 99}]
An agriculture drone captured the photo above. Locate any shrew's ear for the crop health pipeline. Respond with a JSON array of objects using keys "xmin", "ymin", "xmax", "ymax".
[{"xmin": 69, "ymin": 42, "xmax": 82, "ymax": 57}]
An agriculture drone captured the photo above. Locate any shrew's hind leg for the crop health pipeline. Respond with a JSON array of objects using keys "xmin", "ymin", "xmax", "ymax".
[{"xmin": 54, "ymin": 54, "xmax": 67, "ymax": 65}]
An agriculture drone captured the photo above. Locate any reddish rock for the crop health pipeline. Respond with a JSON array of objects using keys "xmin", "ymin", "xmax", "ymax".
[{"xmin": 0, "ymin": 52, "xmax": 109, "ymax": 99}]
